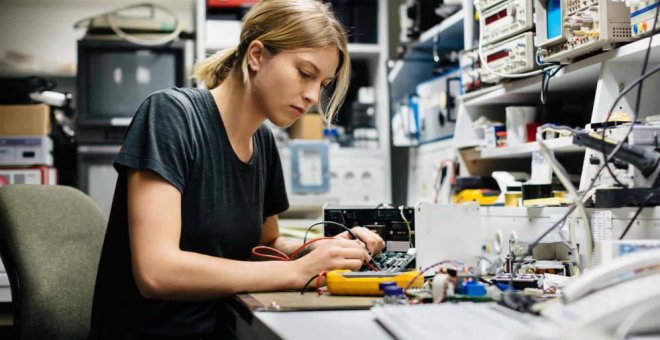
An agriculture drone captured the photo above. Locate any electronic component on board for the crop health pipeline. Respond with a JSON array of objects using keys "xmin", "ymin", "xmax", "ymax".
[{"xmin": 491, "ymin": 273, "xmax": 543, "ymax": 290}]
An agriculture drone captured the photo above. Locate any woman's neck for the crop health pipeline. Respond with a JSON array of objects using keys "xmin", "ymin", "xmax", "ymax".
[{"xmin": 211, "ymin": 75, "xmax": 265, "ymax": 144}]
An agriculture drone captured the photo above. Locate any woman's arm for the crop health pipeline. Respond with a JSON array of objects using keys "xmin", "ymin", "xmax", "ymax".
[
  {"xmin": 259, "ymin": 215, "xmax": 304, "ymax": 257},
  {"xmin": 128, "ymin": 169, "xmax": 368, "ymax": 301},
  {"xmin": 260, "ymin": 216, "xmax": 386, "ymax": 258}
]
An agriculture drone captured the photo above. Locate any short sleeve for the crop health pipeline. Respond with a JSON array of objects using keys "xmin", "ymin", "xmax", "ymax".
[
  {"xmin": 262, "ymin": 129, "xmax": 290, "ymax": 218},
  {"xmin": 114, "ymin": 90, "xmax": 195, "ymax": 193}
]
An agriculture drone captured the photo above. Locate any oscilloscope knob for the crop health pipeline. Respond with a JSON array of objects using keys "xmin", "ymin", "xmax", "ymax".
[{"xmin": 507, "ymin": 3, "xmax": 517, "ymax": 17}]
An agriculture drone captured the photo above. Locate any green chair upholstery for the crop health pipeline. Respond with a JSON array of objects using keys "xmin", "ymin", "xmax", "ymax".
[{"xmin": 0, "ymin": 185, "xmax": 107, "ymax": 339}]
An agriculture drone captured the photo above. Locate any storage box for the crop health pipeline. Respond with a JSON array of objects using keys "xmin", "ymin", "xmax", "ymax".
[
  {"xmin": 0, "ymin": 104, "xmax": 51, "ymax": 136},
  {"xmin": 0, "ymin": 136, "xmax": 54, "ymax": 166},
  {"xmin": 288, "ymin": 114, "xmax": 325, "ymax": 140},
  {"xmin": 0, "ymin": 166, "xmax": 58, "ymax": 186}
]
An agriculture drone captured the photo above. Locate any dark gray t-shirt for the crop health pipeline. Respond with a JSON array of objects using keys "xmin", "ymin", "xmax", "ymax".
[{"xmin": 91, "ymin": 87, "xmax": 289, "ymax": 337}]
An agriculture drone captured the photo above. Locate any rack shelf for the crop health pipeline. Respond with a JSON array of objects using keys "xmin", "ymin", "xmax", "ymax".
[
  {"xmin": 460, "ymin": 34, "xmax": 660, "ymax": 107},
  {"xmin": 388, "ymin": 9, "xmax": 464, "ymax": 88},
  {"xmin": 478, "ymin": 137, "xmax": 584, "ymax": 159},
  {"xmin": 402, "ymin": 9, "xmax": 465, "ymax": 61}
]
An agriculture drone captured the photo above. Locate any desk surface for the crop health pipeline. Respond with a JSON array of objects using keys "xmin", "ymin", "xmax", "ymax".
[
  {"xmin": 255, "ymin": 310, "xmax": 392, "ymax": 340},
  {"xmin": 230, "ymin": 292, "xmax": 392, "ymax": 340}
]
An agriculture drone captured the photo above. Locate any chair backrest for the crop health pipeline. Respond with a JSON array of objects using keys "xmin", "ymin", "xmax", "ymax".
[{"xmin": 0, "ymin": 185, "xmax": 107, "ymax": 340}]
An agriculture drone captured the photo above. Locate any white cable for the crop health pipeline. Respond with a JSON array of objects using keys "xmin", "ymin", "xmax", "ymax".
[
  {"xmin": 399, "ymin": 205, "xmax": 414, "ymax": 248},
  {"xmin": 74, "ymin": 3, "xmax": 182, "ymax": 46},
  {"xmin": 538, "ymin": 125, "xmax": 582, "ymax": 268},
  {"xmin": 473, "ymin": 0, "xmax": 546, "ymax": 79},
  {"xmin": 614, "ymin": 297, "xmax": 660, "ymax": 339},
  {"xmin": 536, "ymin": 132, "xmax": 593, "ymax": 269},
  {"xmin": 567, "ymin": 184, "xmax": 607, "ymax": 269}
]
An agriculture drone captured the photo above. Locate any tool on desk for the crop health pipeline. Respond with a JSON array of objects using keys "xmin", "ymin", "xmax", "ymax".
[{"xmin": 325, "ymin": 270, "xmax": 423, "ymax": 296}]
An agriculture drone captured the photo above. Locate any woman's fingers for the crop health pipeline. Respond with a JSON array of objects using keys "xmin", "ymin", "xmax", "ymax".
[{"xmin": 348, "ymin": 227, "xmax": 386, "ymax": 255}]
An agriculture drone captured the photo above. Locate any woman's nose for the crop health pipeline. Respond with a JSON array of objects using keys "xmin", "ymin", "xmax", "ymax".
[{"xmin": 302, "ymin": 84, "xmax": 320, "ymax": 105}]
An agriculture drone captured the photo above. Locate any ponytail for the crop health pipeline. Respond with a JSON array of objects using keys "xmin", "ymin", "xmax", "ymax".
[
  {"xmin": 192, "ymin": 46, "xmax": 240, "ymax": 89},
  {"xmin": 193, "ymin": 0, "xmax": 351, "ymax": 123}
]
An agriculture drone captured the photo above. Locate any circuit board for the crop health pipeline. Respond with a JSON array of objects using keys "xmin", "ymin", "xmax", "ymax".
[
  {"xmin": 323, "ymin": 206, "xmax": 416, "ymax": 272},
  {"xmin": 371, "ymin": 251, "xmax": 416, "ymax": 272}
]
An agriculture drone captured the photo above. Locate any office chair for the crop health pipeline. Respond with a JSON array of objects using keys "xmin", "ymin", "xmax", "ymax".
[{"xmin": 0, "ymin": 185, "xmax": 107, "ymax": 339}]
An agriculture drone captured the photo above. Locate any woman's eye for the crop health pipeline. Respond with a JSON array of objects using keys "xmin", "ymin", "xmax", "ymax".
[{"xmin": 299, "ymin": 70, "xmax": 312, "ymax": 79}]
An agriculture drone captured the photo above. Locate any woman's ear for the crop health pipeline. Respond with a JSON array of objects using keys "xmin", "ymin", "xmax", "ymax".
[{"xmin": 247, "ymin": 40, "xmax": 266, "ymax": 71}]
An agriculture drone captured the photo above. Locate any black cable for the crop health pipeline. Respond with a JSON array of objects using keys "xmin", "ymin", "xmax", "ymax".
[
  {"xmin": 619, "ymin": 190, "xmax": 660, "ymax": 240},
  {"xmin": 298, "ymin": 221, "xmax": 358, "ymax": 259},
  {"xmin": 592, "ymin": 1, "xmax": 660, "ymax": 187},
  {"xmin": 604, "ymin": 156, "xmax": 628, "ymax": 188},
  {"xmin": 594, "ymin": 64, "xmax": 660, "ymax": 186},
  {"xmin": 633, "ymin": 0, "xmax": 659, "ymax": 123},
  {"xmin": 521, "ymin": 62, "xmax": 660, "ymax": 267},
  {"xmin": 500, "ymin": 6, "xmax": 660, "ymax": 275},
  {"xmin": 300, "ymin": 273, "xmax": 321, "ymax": 295},
  {"xmin": 540, "ymin": 65, "xmax": 564, "ymax": 104},
  {"xmin": 522, "ymin": 204, "xmax": 578, "ymax": 259},
  {"xmin": 598, "ymin": 3, "xmax": 660, "ymax": 180}
]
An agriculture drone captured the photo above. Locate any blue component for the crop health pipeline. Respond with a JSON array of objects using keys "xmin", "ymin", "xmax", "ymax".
[
  {"xmin": 408, "ymin": 94, "xmax": 420, "ymax": 140},
  {"xmin": 462, "ymin": 280, "xmax": 487, "ymax": 296},
  {"xmin": 496, "ymin": 282, "xmax": 512, "ymax": 291},
  {"xmin": 383, "ymin": 286, "xmax": 404, "ymax": 297},
  {"xmin": 632, "ymin": 2, "xmax": 659, "ymax": 18},
  {"xmin": 379, "ymin": 282, "xmax": 397, "ymax": 291},
  {"xmin": 633, "ymin": 24, "xmax": 639, "ymax": 34},
  {"xmin": 547, "ymin": 0, "xmax": 562, "ymax": 40}
]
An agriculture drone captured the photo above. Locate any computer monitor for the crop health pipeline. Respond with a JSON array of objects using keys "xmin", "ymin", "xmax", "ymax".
[{"xmin": 76, "ymin": 39, "xmax": 185, "ymax": 125}]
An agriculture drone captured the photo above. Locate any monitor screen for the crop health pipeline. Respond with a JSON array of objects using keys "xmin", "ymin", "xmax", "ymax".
[
  {"xmin": 88, "ymin": 51, "xmax": 176, "ymax": 117},
  {"xmin": 546, "ymin": 0, "xmax": 562, "ymax": 40},
  {"xmin": 77, "ymin": 40, "xmax": 185, "ymax": 122}
]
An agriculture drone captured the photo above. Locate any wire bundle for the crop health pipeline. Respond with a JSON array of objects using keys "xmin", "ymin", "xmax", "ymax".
[{"xmin": 250, "ymin": 221, "xmax": 381, "ymax": 295}]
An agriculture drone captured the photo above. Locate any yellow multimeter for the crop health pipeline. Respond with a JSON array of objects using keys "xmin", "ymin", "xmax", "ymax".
[{"xmin": 325, "ymin": 270, "xmax": 423, "ymax": 296}]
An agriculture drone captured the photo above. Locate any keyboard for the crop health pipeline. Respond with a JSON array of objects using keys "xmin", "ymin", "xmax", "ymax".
[{"xmin": 372, "ymin": 303, "xmax": 537, "ymax": 340}]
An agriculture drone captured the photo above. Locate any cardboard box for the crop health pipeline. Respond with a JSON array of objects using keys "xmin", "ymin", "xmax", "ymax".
[
  {"xmin": 0, "ymin": 104, "xmax": 51, "ymax": 136},
  {"xmin": 289, "ymin": 114, "xmax": 325, "ymax": 140}
]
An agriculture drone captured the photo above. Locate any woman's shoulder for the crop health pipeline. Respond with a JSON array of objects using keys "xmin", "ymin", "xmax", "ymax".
[{"xmin": 146, "ymin": 87, "xmax": 206, "ymax": 109}]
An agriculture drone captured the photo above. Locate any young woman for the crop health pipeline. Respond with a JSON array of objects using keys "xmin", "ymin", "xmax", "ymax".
[{"xmin": 89, "ymin": 0, "xmax": 385, "ymax": 338}]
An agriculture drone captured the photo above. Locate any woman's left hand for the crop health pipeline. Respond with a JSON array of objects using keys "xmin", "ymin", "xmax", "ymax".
[{"xmin": 335, "ymin": 227, "xmax": 385, "ymax": 256}]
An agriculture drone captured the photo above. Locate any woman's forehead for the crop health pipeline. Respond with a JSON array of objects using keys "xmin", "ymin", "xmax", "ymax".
[{"xmin": 282, "ymin": 47, "xmax": 339, "ymax": 76}]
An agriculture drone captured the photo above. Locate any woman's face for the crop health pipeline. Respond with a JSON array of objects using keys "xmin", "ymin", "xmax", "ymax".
[{"xmin": 249, "ymin": 44, "xmax": 340, "ymax": 128}]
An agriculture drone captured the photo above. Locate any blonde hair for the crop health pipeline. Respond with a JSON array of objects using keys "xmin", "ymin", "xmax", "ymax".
[{"xmin": 193, "ymin": 0, "xmax": 350, "ymax": 124}]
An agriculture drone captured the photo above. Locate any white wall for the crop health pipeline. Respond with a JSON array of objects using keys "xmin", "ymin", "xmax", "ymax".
[{"xmin": 0, "ymin": 0, "xmax": 194, "ymax": 76}]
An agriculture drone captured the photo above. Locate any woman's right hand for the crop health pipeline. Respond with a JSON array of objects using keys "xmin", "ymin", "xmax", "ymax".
[{"xmin": 292, "ymin": 238, "xmax": 368, "ymax": 287}]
